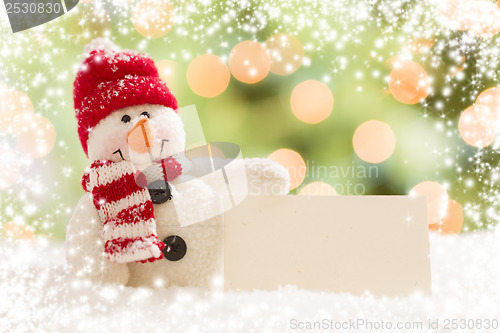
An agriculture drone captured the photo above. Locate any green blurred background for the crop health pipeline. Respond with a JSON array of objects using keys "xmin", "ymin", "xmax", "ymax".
[{"xmin": 0, "ymin": 0, "xmax": 496, "ymax": 240}]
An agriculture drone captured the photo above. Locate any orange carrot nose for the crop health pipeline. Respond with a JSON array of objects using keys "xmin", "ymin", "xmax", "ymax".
[{"xmin": 127, "ymin": 118, "xmax": 155, "ymax": 154}]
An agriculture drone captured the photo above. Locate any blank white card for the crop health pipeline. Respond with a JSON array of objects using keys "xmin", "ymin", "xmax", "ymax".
[{"xmin": 224, "ymin": 195, "xmax": 431, "ymax": 297}]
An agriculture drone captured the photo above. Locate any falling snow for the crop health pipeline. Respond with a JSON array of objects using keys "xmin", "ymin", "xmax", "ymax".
[{"xmin": 1, "ymin": 0, "xmax": 500, "ymax": 328}]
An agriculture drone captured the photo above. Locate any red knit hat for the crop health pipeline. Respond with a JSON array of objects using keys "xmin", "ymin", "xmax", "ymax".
[{"xmin": 73, "ymin": 48, "xmax": 178, "ymax": 156}]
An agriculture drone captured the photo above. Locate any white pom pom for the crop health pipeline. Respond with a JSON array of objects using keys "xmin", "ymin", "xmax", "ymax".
[{"xmin": 83, "ymin": 38, "xmax": 119, "ymax": 57}]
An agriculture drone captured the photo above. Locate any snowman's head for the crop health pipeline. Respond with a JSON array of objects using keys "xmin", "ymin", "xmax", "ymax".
[
  {"xmin": 74, "ymin": 39, "xmax": 182, "ymax": 166},
  {"xmin": 86, "ymin": 104, "xmax": 185, "ymax": 168}
]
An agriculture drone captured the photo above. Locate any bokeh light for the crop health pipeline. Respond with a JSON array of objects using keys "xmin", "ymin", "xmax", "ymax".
[
  {"xmin": 0, "ymin": 145, "xmax": 19, "ymax": 190},
  {"xmin": 1, "ymin": 221, "xmax": 35, "ymax": 241},
  {"xmin": 228, "ymin": 41, "xmax": 271, "ymax": 84},
  {"xmin": 0, "ymin": 89, "xmax": 34, "ymax": 135},
  {"xmin": 265, "ymin": 33, "xmax": 304, "ymax": 76},
  {"xmin": 475, "ymin": 87, "xmax": 500, "ymax": 130},
  {"xmin": 458, "ymin": 105, "xmax": 495, "ymax": 148},
  {"xmin": 268, "ymin": 148, "xmax": 306, "ymax": 190},
  {"xmin": 299, "ymin": 181, "xmax": 337, "ymax": 196},
  {"xmin": 388, "ymin": 59, "xmax": 430, "ymax": 104},
  {"xmin": 290, "ymin": 80, "xmax": 334, "ymax": 124},
  {"xmin": 16, "ymin": 114, "xmax": 56, "ymax": 159},
  {"xmin": 429, "ymin": 199, "xmax": 464, "ymax": 234},
  {"xmin": 157, "ymin": 59, "xmax": 180, "ymax": 94},
  {"xmin": 187, "ymin": 54, "xmax": 230, "ymax": 98},
  {"xmin": 440, "ymin": 0, "xmax": 500, "ymax": 37},
  {"xmin": 410, "ymin": 181, "xmax": 449, "ymax": 225},
  {"xmin": 352, "ymin": 120, "xmax": 396, "ymax": 164},
  {"xmin": 132, "ymin": 0, "xmax": 174, "ymax": 39}
]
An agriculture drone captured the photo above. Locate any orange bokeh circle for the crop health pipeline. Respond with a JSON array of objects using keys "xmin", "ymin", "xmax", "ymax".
[
  {"xmin": 440, "ymin": 0, "xmax": 500, "ymax": 37},
  {"xmin": 389, "ymin": 59, "xmax": 430, "ymax": 104},
  {"xmin": 187, "ymin": 54, "xmax": 230, "ymax": 98},
  {"xmin": 353, "ymin": 120, "xmax": 396, "ymax": 164},
  {"xmin": 265, "ymin": 33, "xmax": 304, "ymax": 76},
  {"xmin": 458, "ymin": 105, "xmax": 495, "ymax": 148},
  {"xmin": 2, "ymin": 221, "xmax": 35, "ymax": 240},
  {"xmin": 132, "ymin": 0, "xmax": 174, "ymax": 39},
  {"xmin": 228, "ymin": 41, "xmax": 271, "ymax": 84},
  {"xmin": 475, "ymin": 87, "xmax": 500, "ymax": 130},
  {"xmin": 410, "ymin": 181, "xmax": 449, "ymax": 225},
  {"xmin": 429, "ymin": 199, "xmax": 463, "ymax": 234},
  {"xmin": 290, "ymin": 80, "xmax": 334, "ymax": 124},
  {"xmin": 268, "ymin": 148, "xmax": 306, "ymax": 191},
  {"xmin": 16, "ymin": 114, "xmax": 56, "ymax": 159},
  {"xmin": 0, "ymin": 89, "xmax": 34, "ymax": 135}
]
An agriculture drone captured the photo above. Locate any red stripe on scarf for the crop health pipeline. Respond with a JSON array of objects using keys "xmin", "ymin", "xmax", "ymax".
[
  {"xmin": 92, "ymin": 172, "xmax": 142, "ymax": 208},
  {"xmin": 104, "ymin": 235, "xmax": 165, "ymax": 254},
  {"xmin": 81, "ymin": 172, "xmax": 91, "ymax": 192},
  {"xmin": 91, "ymin": 160, "xmax": 114, "ymax": 169},
  {"xmin": 108, "ymin": 201, "xmax": 154, "ymax": 225}
]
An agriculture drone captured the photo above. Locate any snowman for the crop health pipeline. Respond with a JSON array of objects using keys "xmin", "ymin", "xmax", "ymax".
[{"xmin": 65, "ymin": 39, "xmax": 290, "ymax": 288}]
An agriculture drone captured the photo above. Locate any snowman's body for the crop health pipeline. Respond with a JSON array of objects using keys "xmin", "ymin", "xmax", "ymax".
[
  {"xmin": 67, "ymin": 108, "xmax": 292, "ymax": 290},
  {"xmin": 67, "ymin": 153, "xmax": 288, "ymax": 288},
  {"xmin": 67, "ymin": 177, "xmax": 224, "ymax": 288}
]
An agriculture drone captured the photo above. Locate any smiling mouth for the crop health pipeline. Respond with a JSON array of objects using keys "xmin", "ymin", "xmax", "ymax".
[{"xmin": 113, "ymin": 149, "xmax": 125, "ymax": 161}]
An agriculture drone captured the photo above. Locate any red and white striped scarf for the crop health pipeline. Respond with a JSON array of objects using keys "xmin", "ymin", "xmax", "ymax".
[{"xmin": 81, "ymin": 156, "xmax": 188, "ymax": 263}]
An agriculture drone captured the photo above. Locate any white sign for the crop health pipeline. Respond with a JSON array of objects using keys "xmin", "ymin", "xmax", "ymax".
[{"xmin": 224, "ymin": 195, "xmax": 431, "ymax": 297}]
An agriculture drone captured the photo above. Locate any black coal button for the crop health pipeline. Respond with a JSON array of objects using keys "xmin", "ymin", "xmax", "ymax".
[
  {"xmin": 162, "ymin": 235, "xmax": 187, "ymax": 261},
  {"xmin": 148, "ymin": 180, "xmax": 172, "ymax": 204}
]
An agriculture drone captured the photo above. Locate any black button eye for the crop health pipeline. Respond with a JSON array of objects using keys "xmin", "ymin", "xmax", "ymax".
[
  {"xmin": 141, "ymin": 111, "xmax": 150, "ymax": 118},
  {"xmin": 121, "ymin": 115, "xmax": 131, "ymax": 123}
]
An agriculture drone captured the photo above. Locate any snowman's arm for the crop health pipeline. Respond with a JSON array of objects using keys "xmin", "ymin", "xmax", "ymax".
[
  {"xmin": 187, "ymin": 157, "xmax": 290, "ymax": 196},
  {"xmin": 243, "ymin": 158, "xmax": 290, "ymax": 195},
  {"xmin": 65, "ymin": 193, "xmax": 130, "ymax": 285}
]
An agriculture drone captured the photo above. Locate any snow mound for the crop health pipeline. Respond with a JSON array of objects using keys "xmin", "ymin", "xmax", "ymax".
[{"xmin": 1, "ymin": 230, "xmax": 500, "ymax": 332}]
